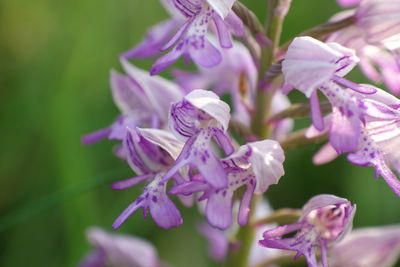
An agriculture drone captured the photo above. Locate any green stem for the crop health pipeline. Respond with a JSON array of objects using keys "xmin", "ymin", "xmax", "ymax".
[
  {"xmin": 251, "ymin": 0, "xmax": 291, "ymax": 139},
  {"xmin": 227, "ymin": 2, "xmax": 292, "ymax": 267}
]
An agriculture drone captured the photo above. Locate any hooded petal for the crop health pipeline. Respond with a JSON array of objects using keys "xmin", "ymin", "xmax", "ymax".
[
  {"xmin": 226, "ymin": 140, "xmax": 285, "ymax": 194},
  {"xmin": 121, "ymin": 59, "xmax": 183, "ymax": 119},
  {"xmin": 282, "ymin": 36, "xmax": 359, "ymax": 97},
  {"xmin": 170, "ymin": 90, "xmax": 231, "ymax": 139},
  {"xmin": 110, "ymin": 70, "xmax": 149, "ymax": 114},
  {"xmin": 207, "ymin": 0, "xmax": 235, "ymax": 18},
  {"xmin": 259, "ymin": 194, "xmax": 355, "ymax": 267},
  {"xmin": 124, "ymin": 127, "xmax": 175, "ymax": 174},
  {"xmin": 301, "ymin": 194, "xmax": 352, "ymax": 219},
  {"xmin": 137, "ymin": 128, "xmax": 184, "ymax": 160}
]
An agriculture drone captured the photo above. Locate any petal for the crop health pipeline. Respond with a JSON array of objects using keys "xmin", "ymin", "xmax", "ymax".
[
  {"xmin": 124, "ymin": 128, "xmax": 151, "ymax": 174},
  {"xmin": 213, "ymin": 128, "xmax": 234, "ymax": 155},
  {"xmin": 189, "ymin": 39, "xmax": 223, "ymax": 68},
  {"xmin": 207, "ymin": 0, "xmax": 235, "ymax": 18},
  {"xmin": 164, "ymin": 130, "xmax": 228, "ymax": 189},
  {"xmin": 137, "ymin": 128, "xmax": 184, "ymax": 160},
  {"xmin": 213, "ymin": 13, "xmax": 233, "ymax": 48},
  {"xmin": 111, "ymin": 174, "xmax": 153, "ymax": 190},
  {"xmin": 247, "ymin": 140, "xmax": 285, "ymax": 194},
  {"xmin": 282, "ymin": 37, "xmax": 358, "ymax": 97},
  {"xmin": 329, "ymin": 106, "xmax": 360, "ymax": 154},
  {"xmin": 161, "ymin": 19, "xmax": 192, "ymax": 51},
  {"xmin": 184, "ymin": 89, "xmax": 231, "ymax": 131},
  {"xmin": 150, "ymin": 45, "xmax": 184, "ymax": 75},
  {"xmin": 112, "ymin": 198, "xmax": 144, "ymax": 230},
  {"xmin": 361, "ymin": 99, "xmax": 399, "ymax": 121},
  {"xmin": 195, "ymin": 148, "xmax": 228, "ymax": 189},
  {"xmin": 301, "ymin": 194, "xmax": 351, "ymax": 219},
  {"xmin": 121, "ymin": 59, "xmax": 183, "ymax": 119},
  {"xmin": 81, "ymin": 127, "xmax": 111, "ymax": 145},
  {"xmin": 125, "ymin": 127, "xmax": 176, "ymax": 173},
  {"xmin": 356, "ymin": 0, "xmax": 400, "ymax": 44},
  {"xmin": 121, "ymin": 19, "xmax": 180, "ymax": 59},
  {"xmin": 206, "ymin": 189, "xmax": 233, "ymax": 229},
  {"xmin": 169, "ymin": 180, "xmax": 210, "ymax": 195},
  {"xmin": 79, "ymin": 249, "xmax": 105, "ymax": 267},
  {"xmin": 149, "ymin": 188, "xmax": 183, "ymax": 229},
  {"xmin": 375, "ymin": 159, "xmax": 400, "ymax": 196},
  {"xmin": 108, "ymin": 115, "xmax": 138, "ymax": 140},
  {"xmin": 331, "ymin": 75, "xmax": 377, "ymax": 94},
  {"xmin": 110, "ymin": 70, "xmax": 148, "ymax": 114},
  {"xmin": 224, "ymin": 11, "xmax": 245, "ymax": 37},
  {"xmin": 313, "ymin": 143, "xmax": 339, "ymax": 165},
  {"xmin": 238, "ymin": 179, "xmax": 256, "ymax": 226},
  {"xmin": 310, "ymin": 90, "xmax": 325, "ymax": 131},
  {"xmin": 259, "ymin": 222, "xmax": 320, "ymax": 267},
  {"xmin": 331, "ymin": 225, "xmax": 400, "ymax": 267}
]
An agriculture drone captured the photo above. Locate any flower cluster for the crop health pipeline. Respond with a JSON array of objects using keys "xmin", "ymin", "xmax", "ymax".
[{"xmin": 81, "ymin": 0, "xmax": 400, "ymax": 266}]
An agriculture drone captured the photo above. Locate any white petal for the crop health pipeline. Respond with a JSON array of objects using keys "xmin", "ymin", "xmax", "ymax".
[{"xmin": 185, "ymin": 89, "xmax": 231, "ymax": 131}]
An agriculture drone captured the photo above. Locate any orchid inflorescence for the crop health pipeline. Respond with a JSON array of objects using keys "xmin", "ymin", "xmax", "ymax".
[{"xmin": 80, "ymin": 0, "xmax": 400, "ymax": 266}]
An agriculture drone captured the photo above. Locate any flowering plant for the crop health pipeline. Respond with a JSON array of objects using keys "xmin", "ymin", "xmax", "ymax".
[{"xmin": 82, "ymin": 0, "xmax": 400, "ymax": 266}]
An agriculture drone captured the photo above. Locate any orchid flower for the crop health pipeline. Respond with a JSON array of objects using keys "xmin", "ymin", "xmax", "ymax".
[
  {"xmin": 150, "ymin": 0, "xmax": 244, "ymax": 75},
  {"xmin": 111, "ymin": 127, "xmax": 185, "ymax": 229},
  {"xmin": 79, "ymin": 227, "xmax": 160, "ymax": 267},
  {"xmin": 171, "ymin": 140, "xmax": 285, "ymax": 229},
  {"xmin": 259, "ymin": 194, "xmax": 356, "ymax": 267},
  {"xmin": 82, "ymin": 59, "xmax": 183, "ymax": 146}
]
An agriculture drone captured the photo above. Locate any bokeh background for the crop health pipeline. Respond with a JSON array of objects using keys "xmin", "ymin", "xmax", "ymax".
[{"xmin": 1, "ymin": 0, "xmax": 399, "ymax": 266}]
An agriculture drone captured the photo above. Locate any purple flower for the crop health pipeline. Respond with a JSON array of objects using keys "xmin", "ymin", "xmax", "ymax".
[
  {"xmin": 259, "ymin": 194, "xmax": 356, "ymax": 267},
  {"xmin": 282, "ymin": 36, "xmax": 380, "ymax": 131},
  {"xmin": 121, "ymin": 19, "xmax": 183, "ymax": 59},
  {"xmin": 163, "ymin": 89, "xmax": 234, "ymax": 189},
  {"xmin": 327, "ymin": 11, "xmax": 400, "ymax": 95},
  {"xmin": 355, "ymin": 0, "xmax": 400, "ymax": 44},
  {"xmin": 81, "ymin": 59, "xmax": 183, "ymax": 146},
  {"xmin": 79, "ymin": 227, "xmax": 159, "ymax": 267},
  {"xmin": 111, "ymin": 127, "xmax": 185, "ymax": 229},
  {"xmin": 171, "ymin": 140, "xmax": 285, "ymax": 229},
  {"xmin": 331, "ymin": 225, "xmax": 400, "ymax": 267},
  {"xmin": 150, "ymin": 0, "xmax": 244, "ymax": 75},
  {"xmin": 306, "ymin": 88, "xmax": 400, "ymax": 196}
]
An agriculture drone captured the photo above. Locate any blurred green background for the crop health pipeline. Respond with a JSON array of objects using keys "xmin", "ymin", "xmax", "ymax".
[{"xmin": 1, "ymin": 0, "xmax": 399, "ymax": 266}]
